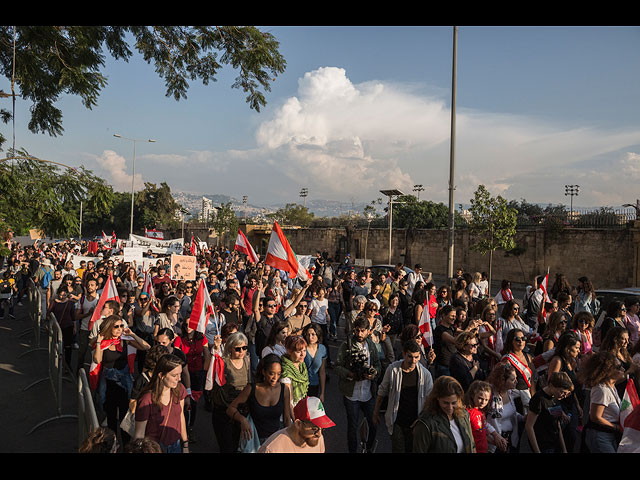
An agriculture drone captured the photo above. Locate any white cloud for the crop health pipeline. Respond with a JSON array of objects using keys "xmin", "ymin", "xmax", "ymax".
[
  {"xmin": 93, "ymin": 150, "xmax": 144, "ymax": 192},
  {"xmin": 107, "ymin": 66, "xmax": 640, "ymax": 207}
]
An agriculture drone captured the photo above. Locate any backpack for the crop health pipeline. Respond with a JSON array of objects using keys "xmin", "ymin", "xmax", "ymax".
[{"xmin": 40, "ymin": 267, "xmax": 53, "ymax": 289}]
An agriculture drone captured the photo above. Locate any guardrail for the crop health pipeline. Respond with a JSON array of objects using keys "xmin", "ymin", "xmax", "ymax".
[
  {"xmin": 18, "ymin": 278, "xmax": 46, "ymax": 355},
  {"xmin": 77, "ymin": 368, "xmax": 100, "ymax": 447},
  {"xmin": 24, "ymin": 312, "xmax": 77, "ymax": 435}
]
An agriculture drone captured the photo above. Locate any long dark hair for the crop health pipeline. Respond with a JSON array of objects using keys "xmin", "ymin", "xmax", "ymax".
[
  {"xmin": 139, "ymin": 354, "xmax": 184, "ymax": 408},
  {"xmin": 255, "ymin": 353, "xmax": 282, "ymax": 384}
]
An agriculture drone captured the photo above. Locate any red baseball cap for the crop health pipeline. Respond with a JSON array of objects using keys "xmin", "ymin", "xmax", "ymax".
[{"xmin": 293, "ymin": 396, "xmax": 335, "ymax": 429}]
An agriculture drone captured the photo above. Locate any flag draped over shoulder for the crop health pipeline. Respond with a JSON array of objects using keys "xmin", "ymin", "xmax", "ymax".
[
  {"xmin": 234, "ymin": 229, "xmax": 259, "ymax": 264},
  {"xmin": 265, "ymin": 221, "xmax": 309, "ymax": 281},
  {"xmin": 88, "ymin": 273, "xmax": 119, "ymax": 331},
  {"xmin": 89, "ymin": 335, "xmax": 137, "ymax": 390}
]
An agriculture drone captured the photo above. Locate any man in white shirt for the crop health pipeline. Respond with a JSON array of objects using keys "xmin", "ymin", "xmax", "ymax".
[
  {"xmin": 406, "ymin": 264, "xmax": 425, "ymax": 297},
  {"xmin": 75, "ymin": 278, "xmax": 100, "ymax": 374}
]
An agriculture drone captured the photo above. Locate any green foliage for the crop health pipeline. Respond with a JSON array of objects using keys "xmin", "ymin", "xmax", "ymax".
[
  {"xmin": 0, "ymin": 150, "xmax": 114, "ymax": 238},
  {"xmin": 211, "ymin": 201, "xmax": 239, "ymax": 244},
  {"xmin": 393, "ymin": 195, "xmax": 467, "ymax": 229},
  {"xmin": 134, "ymin": 182, "xmax": 182, "ymax": 232},
  {"xmin": 266, "ymin": 203, "xmax": 315, "ymax": 227},
  {"xmin": 469, "ymin": 186, "xmax": 518, "ymax": 255},
  {"xmin": 0, "ymin": 26, "xmax": 286, "ymax": 148}
]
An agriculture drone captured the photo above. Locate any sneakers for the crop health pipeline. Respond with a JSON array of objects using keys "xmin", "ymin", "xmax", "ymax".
[
  {"xmin": 8, "ymin": 313, "xmax": 15, "ymax": 319},
  {"xmin": 17, "ymin": 301, "xmax": 23, "ymax": 306}
]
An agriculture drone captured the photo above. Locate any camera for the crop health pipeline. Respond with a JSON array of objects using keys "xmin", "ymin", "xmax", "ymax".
[{"xmin": 347, "ymin": 339, "xmax": 377, "ymax": 381}]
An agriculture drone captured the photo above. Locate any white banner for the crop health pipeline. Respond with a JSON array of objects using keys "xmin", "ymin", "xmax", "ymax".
[
  {"xmin": 66, "ymin": 254, "xmax": 101, "ymax": 269},
  {"xmin": 129, "ymin": 234, "xmax": 184, "ymax": 255}
]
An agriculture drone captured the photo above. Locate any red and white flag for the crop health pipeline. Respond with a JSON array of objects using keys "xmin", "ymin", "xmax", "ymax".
[
  {"xmin": 189, "ymin": 236, "xmax": 197, "ymax": 256},
  {"xmin": 111, "ymin": 231, "xmax": 117, "ymax": 246},
  {"xmin": 418, "ymin": 298, "xmax": 433, "ymax": 347},
  {"xmin": 145, "ymin": 227, "xmax": 164, "ymax": 239},
  {"xmin": 537, "ymin": 272, "xmax": 550, "ymax": 326},
  {"xmin": 188, "ymin": 280, "xmax": 216, "ymax": 334},
  {"xmin": 265, "ymin": 221, "xmax": 309, "ymax": 281},
  {"xmin": 235, "ymin": 229, "xmax": 259, "ymax": 264},
  {"xmin": 88, "ymin": 273, "xmax": 120, "ymax": 332},
  {"xmin": 141, "ymin": 271, "xmax": 159, "ymax": 313},
  {"xmin": 620, "ymin": 378, "xmax": 640, "ymax": 427},
  {"xmin": 101, "ymin": 231, "xmax": 110, "ymax": 244},
  {"xmin": 618, "ymin": 403, "xmax": 640, "ymax": 453}
]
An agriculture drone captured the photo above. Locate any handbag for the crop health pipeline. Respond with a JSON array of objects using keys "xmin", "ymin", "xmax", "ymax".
[{"xmin": 238, "ymin": 414, "xmax": 261, "ymax": 453}]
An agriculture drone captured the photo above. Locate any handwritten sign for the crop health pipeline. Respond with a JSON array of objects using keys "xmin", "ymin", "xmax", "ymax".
[{"xmin": 170, "ymin": 254, "xmax": 196, "ymax": 281}]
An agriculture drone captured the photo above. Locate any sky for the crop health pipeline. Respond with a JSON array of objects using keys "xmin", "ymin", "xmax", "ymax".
[{"xmin": 3, "ymin": 25, "xmax": 640, "ymax": 210}]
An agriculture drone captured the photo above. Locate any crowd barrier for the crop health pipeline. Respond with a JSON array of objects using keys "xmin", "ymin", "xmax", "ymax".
[
  {"xmin": 24, "ymin": 312, "xmax": 78, "ymax": 435},
  {"xmin": 18, "ymin": 278, "xmax": 46, "ymax": 355},
  {"xmin": 77, "ymin": 368, "xmax": 100, "ymax": 447}
]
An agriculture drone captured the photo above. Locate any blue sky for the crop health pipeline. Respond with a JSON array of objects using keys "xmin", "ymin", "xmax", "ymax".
[{"xmin": 3, "ymin": 26, "xmax": 640, "ymax": 209}]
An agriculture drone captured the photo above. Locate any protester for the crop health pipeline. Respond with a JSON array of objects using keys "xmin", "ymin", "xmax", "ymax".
[
  {"xmin": 412, "ymin": 375, "xmax": 476, "ymax": 453},
  {"xmin": 226, "ymin": 353, "xmax": 292, "ymax": 447},
  {"xmin": 501, "ymin": 328, "xmax": 536, "ymax": 412},
  {"xmin": 486, "ymin": 362, "xmax": 525, "ymax": 453},
  {"xmin": 373, "ymin": 340, "xmax": 434, "ymax": 453},
  {"xmin": 449, "ymin": 331, "xmax": 485, "ymax": 392},
  {"xmin": 524, "ymin": 371, "xmax": 574, "ymax": 453},
  {"xmin": 303, "ymin": 323, "xmax": 327, "ymax": 402},
  {"xmin": 257, "ymin": 396, "xmax": 335, "ymax": 453},
  {"xmin": 134, "ymin": 354, "xmax": 189, "ymax": 453},
  {"xmin": 78, "ymin": 427, "xmax": 118, "ymax": 453},
  {"xmin": 463, "ymin": 380, "xmax": 496, "ymax": 453},
  {"xmin": 335, "ymin": 316, "xmax": 381, "ymax": 453},
  {"xmin": 280, "ymin": 334, "xmax": 310, "ymax": 412}
]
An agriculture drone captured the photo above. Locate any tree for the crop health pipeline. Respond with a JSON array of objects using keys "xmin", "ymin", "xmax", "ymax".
[
  {"xmin": 0, "ymin": 26, "xmax": 286, "ymax": 149},
  {"xmin": 0, "ymin": 150, "xmax": 114, "ymax": 238},
  {"xmin": 393, "ymin": 195, "xmax": 467, "ymax": 229},
  {"xmin": 211, "ymin": 201, "xmax": 239, "ymax": 247},
  {"xmin": 134, "ymin": 182, "xmax": 182, "ymax": 233},
  {"xmin": 468, "ymin": 185, "xmax": 518, "ymax": 297},
  {"xmin": 266, "ymin": 203, "xmax": 315, "ymax": 227}
]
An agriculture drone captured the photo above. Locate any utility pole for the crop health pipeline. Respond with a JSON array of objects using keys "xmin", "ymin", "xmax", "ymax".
[
  {"xmin": 299, "ymin": 188, "xmax": 308, "ymax": 208},
  {"xmin": 565, "ymin": 185, "xmax": 579, "ymax": 222},
  {"xmin": 447, "ymin": 26, "xmax": 458, "ymax": 288},
  {"xmin": 413, "ymin": 184, "xmax": 424, "ymax": 200}
]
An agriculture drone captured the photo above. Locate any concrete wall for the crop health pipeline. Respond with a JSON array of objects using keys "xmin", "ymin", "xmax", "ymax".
[{"xmin": 281, "ymin": 225, "xmax": 635, "ymax": 289}]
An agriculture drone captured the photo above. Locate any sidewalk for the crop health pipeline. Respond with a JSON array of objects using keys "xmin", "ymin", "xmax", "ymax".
[{"xmin": 0, "ymin": 300, "xmax": 78, "ymax": 453}]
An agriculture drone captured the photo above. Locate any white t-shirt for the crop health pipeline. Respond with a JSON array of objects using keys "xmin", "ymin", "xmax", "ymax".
[
  {"xmin": 449, "ymin": 418, "xmax": 464, "ymax": 453},
  {"xmin": 309, "ymin": 298, "xmax": 329, "ymax": 325},
  {"xmin": 590, "ymin": 383, "xmax": 621, "ymax": 425},
  {"xmin": 77, "ymin": 295, "xmax": 99, "ymax": 331},
  {"xmin": 477, "ymin": 280, "xmax": 489, "ymax": 296}
]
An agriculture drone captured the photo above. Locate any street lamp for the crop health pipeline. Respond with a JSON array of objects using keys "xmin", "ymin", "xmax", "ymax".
[
  {"xmin": 380, "ymin": 189, "xmax": 404, "ymax": 265},
  {"xmin": 565, "ymin": 185, "xmax": 579, "ymax": 221},
  {"xmin": 113, "ymin": 134, "xmax": 156, "ymax": 238},
  {"xmin": 243, "ymin": 195, "xmax": 248, "ymax": 222}
]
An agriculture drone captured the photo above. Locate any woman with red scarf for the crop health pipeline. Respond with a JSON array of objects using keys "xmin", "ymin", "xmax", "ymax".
[
  {"xmin": 495, "ymin": 280, "xmax": 514, "ymax": 309},
  {"xmin": 175, "ymin": 319, "xmax": 211, "ymax": 440},
  {"xmin": 93, "ymin": 314, "xmax": 150, "ymax": 444}
]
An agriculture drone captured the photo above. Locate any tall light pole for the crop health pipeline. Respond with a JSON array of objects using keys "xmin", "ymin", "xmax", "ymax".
[
  {"xmin": 299, "ymin": 188, "xmax": 308, "ymax": 208},
  {"xmin": 413, "ymin": 184, "xmax": 424, "ymax": 200},
  {"xmin": 380, "ymin": 189, "xmax": 404, "ymax": 265},
  {"xmin": 565, "ymin": 184, "xmax": 579, "ymax": 221},
  {"xmin": 113, "ymin": 134, "xmax": 156, "ymax": 238},
  {"xmin": 242, "ymin": 195, "xmax": 248, "ymax": 222},
  {"xmin": 447, "ymin": 26, "xmax": 458, "ymax": 288}
]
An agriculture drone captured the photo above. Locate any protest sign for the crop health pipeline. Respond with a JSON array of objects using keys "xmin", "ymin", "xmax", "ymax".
[
  {"xmin": 170, "ymin": 254, "xmax": 197, "ymax": 281},
  {"xmin": 123, "ymin": 247, "xmax": 144, "ymax": 264},
  {"xmin": 129, "ymin": 234, "xmax": 183, "ymax": 255}
]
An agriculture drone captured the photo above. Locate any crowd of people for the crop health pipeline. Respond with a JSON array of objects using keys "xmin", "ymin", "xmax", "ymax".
[{"xmin": 1, "ymin": 237, "xmax": 640, "ymax": 454}]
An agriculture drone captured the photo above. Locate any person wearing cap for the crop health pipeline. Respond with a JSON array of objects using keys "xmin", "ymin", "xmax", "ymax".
[{"xmin": 257, "ymin": 396, "xmax": 335, "ymax": 453}]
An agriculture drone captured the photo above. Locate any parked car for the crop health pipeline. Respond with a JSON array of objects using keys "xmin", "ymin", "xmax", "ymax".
[
  {"xmin": 368, "ymin": 264, "xmax": 415, "ymax": 278},
  {"xmin": 594, "ymin": 288, "xmax": 640, "ymax": 319}
]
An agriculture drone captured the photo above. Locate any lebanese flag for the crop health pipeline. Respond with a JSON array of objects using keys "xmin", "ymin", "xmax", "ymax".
[
  {"xmin": 265, "ymin": 221, "xmax": 309, "ymax": 281},
  {"xmin": 188, "ymin": 280, "xmax": 215, "ymax": 334},
  {"xmin": 618, "ymin": 403, "xmax": 640, "ymax": 453},
  {"xmin": 101, "ymin": 231, "xmax": 110, "ymax": 244},
  {"xmin": 88, "ymin": 336, "xmax": 137, "ymax": 391},
  {"xmin": 418, "ymin": 299, "xmax": 433, "ymax": 347},
  {"xmin": 88, "ymin": 273, "xmax": 120, "ymax": 331},
  {"xmin": 537, "ymin": 273, "xmax": 550, "ymax": 326},
  {"xmin": 111, "ymin": 231, "xmax": 117, "ymax": 246},
  {"xmin": 235, "ymin": 229, "xmax": 259, "ymax": 264},
  {"xmin": 620, "ymin": 378, "xmax": 640, "ymax": 427},
  {"xmin": 142, "ymin": 271, "xmax": 159, "ymax": 313},
  {"xmin": 190, "ymin": 236, "xmax": 197, "ymax": 256}
]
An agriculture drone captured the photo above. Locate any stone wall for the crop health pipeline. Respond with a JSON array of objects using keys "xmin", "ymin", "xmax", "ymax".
[{"xmin": 280, "ymin": 225, "xmax": 636, "ymax": 289}]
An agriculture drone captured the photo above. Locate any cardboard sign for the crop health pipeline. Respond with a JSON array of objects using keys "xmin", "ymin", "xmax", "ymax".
[
  {"xmin": 170, "ymin": 254, "xmax": 196, "ymax": 281},
  {"xmin": 129, "ymin": 234, "xmax": 183, "ymax": 255},
  {"xmin": 123, "ymin": 247, "xmax": 144, "ymax": 264}
]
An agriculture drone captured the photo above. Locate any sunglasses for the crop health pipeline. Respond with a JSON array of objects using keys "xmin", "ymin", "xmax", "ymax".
[
  {"xmin": 114, "ymin": 324, "xmax": 124, "ymax": 329},
  {"xmin": 266, "ymin": 304, "xmax": 277, "ymax": 308},
  {"xmin": 234, "ymin": 345, "xmax": 248, "ymax": 352},
  {"xmin": 514, "ymin": 337, "xmax": 526, "ymax": 343}
]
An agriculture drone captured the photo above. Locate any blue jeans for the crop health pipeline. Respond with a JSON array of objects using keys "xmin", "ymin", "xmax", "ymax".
[
  {"xmin": 343, "ymin": 395, "xmax": 377, "ymax": 453},
  {"xmin": 162, "ymin": 439, "xmax": 182, "ymax": 453},
  {"xmin": 328, "ymin": 302, "xmax": 341, "ymax": 336},
  {"xmin": 585, "ymin": 428, "xmax": 619, "ymax": 453}
]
